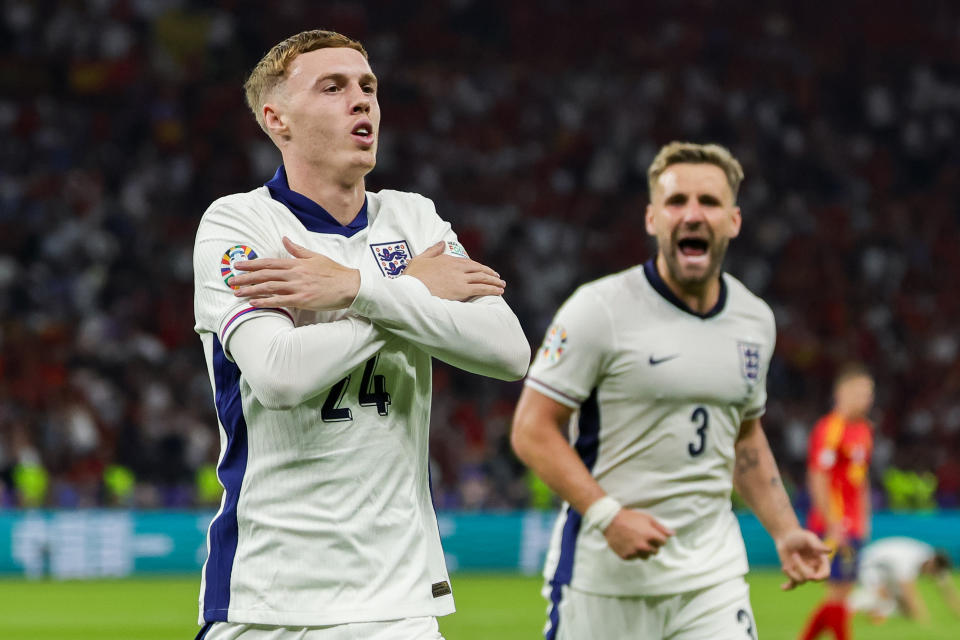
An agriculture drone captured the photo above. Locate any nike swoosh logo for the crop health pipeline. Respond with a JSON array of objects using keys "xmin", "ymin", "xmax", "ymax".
[{"xmin": 649, "ymin": 354, "xmax": 680, "ymax": 366}]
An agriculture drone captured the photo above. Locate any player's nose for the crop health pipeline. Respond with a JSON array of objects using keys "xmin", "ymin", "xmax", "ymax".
[
  {"xmin": 350, "ymin": 88, "xmax": 371, "ymax": 114},
  {"xmin": 680, "ymin": 204, "xmax": 706, "ymax": 225}
]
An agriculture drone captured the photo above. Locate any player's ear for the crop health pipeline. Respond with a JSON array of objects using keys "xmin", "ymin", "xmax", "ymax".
[
  {"xmin": 644, "ymin": 203, "xmax": 656, "ymax": 235},
  {"xmin": 263, "ymin": 102, "xmax": 290, "ymax": 141},
  {"xmin": 728, "ymin": 206, "xmax": 742, "ymax": 239}
]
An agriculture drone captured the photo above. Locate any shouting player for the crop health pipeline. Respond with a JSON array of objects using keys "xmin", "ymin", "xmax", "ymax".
[
  {"xmin": 192, "ymin": 30, "xmax": 530, "ymax": 640},
  {"xmin": 511, "ymin": 141, "xmax": 830, "ymax": 639},
  {"xmin": 800, "ymin": 364, "xmax": 875, "ymax": 640}
]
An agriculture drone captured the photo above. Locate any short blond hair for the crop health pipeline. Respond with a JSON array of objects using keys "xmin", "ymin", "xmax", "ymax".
[
  {"xmin": 244, "ymin": 30, "xmax": 368, "ymax": 132},
  {"xmin": 647, "ymin": 141, "xmax": 745, "ymax": 202}
]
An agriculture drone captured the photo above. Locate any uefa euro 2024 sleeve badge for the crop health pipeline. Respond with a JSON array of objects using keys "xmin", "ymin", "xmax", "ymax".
[
  {"xmin": 221, "ymin": 245, "xmax": 258, "ymax": 290},
  {"xmin": 541, "ymin": 324, "xmax": 568, "ymax": 363}
]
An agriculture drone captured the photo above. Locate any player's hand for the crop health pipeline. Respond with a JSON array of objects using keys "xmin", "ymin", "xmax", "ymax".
[
  {"xmin": 602, "ymin": 509, "xmax": 675, "ymax": 561},
  {"xmin": 231, "ymin": 237, "xmax": 361, "ymax": 311},
  {"xmin": 775, "ymin": 528, "xmax": 831, "ymax": 591},
  {"xmin": 403, "ymin": 241, "xmax": 505, "ymax": 301}
]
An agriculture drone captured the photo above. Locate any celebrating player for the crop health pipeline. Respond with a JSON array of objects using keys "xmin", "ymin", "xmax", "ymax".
[
  {"xmin": 799, "ymin": 365, "xmax": 875, "ymax": 640},
  {"xmin": 511, "ymin": 141, "xmax": 830, "ymax": 639},
  {"xmin": 192, "ymin": 30, "xmax": 530, "ymax": 640}
]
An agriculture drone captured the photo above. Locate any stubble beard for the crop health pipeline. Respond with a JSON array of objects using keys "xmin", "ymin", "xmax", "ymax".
[{"xmin": 660, "ymin": 235, "xmax": 730, "ymax": 292}]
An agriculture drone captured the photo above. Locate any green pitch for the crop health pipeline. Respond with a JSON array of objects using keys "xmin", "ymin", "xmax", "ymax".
[{"xmin": 0, "ymin": 571, "xmax": 957, "ymax": 639}]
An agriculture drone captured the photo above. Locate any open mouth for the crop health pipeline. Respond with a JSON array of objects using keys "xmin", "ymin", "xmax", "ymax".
[
  {"xmin": 351, "ymin": 122, "xmax": 374, "ymax": 143},
  {"xmin": 677, "ymin": 238, "xmax": 709, "ymax": 257}
]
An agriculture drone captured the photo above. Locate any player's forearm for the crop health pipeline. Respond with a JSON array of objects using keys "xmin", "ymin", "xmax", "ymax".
[
  {"xmin": 512, "ymin": 421, "xmax": 605, "ymax": 515},
  {"xmin": 229, "ymin": 314, "xmax": 391, "ymax": 410},
  {"xmin": 733, "ymin": 420, "xmax": 801, "ymax": 541},
  {"xmin": 900, "ymin": 582, "xmax": 929, "ymax": 620},
  {"xmin": 808, "ymin": 471, "xmax": 837, "ymax": 529},
  {"xmin": 861, "ymin": 481, "xmax": 872, "ymax": 538},
  {"xmin": 511, "ymin": 391, "xmax": 605, "ymax": 515},
  {"xmin": 350, "ymin": 273, "xmax": 530, "ymax": 380},
  {"xmin": 940, "ymin": 581, "xmax": 960, "ymax": 616}
]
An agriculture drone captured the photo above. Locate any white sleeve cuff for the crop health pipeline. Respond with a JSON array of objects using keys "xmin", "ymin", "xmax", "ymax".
[
  {"xmin": 524, "ymin": 377, "xmax": 583, "ymax": 410},
  {"xmin": 218, "ymin": 306, "xmax": 294, "ymax": 357}
]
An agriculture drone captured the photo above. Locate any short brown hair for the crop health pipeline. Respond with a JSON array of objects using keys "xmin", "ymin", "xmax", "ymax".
[
  {"xmin": 834, "ymin": 362, "xmax": 873, "ymax": 389},
  {"xmin": 244, "ymin": 30, "xmax": 368, "ymax": 133},
  {"xmin": 647, "ymin": 141, "xmax": 745, "ymax": 202}
]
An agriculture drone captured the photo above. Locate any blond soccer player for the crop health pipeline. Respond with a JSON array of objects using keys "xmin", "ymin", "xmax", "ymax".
[
  {"xmin": 192, "ymin": 30, "xmax": 529, "ymax": 640},
  {"xmin": 512, "ymin": 142, "xmax": 830, "ymax": 640}
]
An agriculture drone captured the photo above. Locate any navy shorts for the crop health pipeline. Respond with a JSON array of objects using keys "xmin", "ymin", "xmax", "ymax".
[{"xmin": 829, "ymin": 538, "xmax": 862, "ymax": 582}]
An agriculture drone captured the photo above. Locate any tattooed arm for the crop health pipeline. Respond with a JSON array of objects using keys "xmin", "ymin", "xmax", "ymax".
[{"xmin": 734, "ymin": 418, "xmax": 831, "ymax": 590}]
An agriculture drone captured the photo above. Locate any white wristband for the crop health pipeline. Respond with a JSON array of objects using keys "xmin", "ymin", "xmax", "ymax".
[{"xmin": 582, "ymin": 496, "xmax": 622, "ymax": 533}]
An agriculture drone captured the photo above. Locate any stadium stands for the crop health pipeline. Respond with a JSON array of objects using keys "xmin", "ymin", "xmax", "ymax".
[{"xmin": 1, "ymin": 1, "xmax": 958, "ymax": 510}]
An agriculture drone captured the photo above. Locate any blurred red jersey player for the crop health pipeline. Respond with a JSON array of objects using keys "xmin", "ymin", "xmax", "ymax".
[{"xmin": 800, "ymin": 363, "xmax": 875, "ymax": 640}]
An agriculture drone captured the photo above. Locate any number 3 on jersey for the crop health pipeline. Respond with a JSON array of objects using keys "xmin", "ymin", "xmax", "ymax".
[
  {"xmin": 321, "ymin": 355, "xmax": 391, "ymax": 422},
  {"xmin": 688, "ymin": 406, "xmax": 708, "ymax": 456}
]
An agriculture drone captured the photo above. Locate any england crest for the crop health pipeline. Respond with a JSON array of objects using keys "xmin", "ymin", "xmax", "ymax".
[
  {"xmin": 370, "ymin": 240, "xmax": 411, "ymax": 278},
  {"xmin": 738, "ymin": 341, "xmax": 761, "ymax": 383}
]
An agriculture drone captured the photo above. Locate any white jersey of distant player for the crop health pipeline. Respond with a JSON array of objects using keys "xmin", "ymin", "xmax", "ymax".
[
  {"xmin": 860, "ymin": 537, "xmax": 935, "ymax": 585},
  {"xmin": 528, "ymin": 263, "xmax": 776, "ymax": 596},
  {"xmin": 193, "ymin": 187, "xmax": 458, "ymax": 625}
]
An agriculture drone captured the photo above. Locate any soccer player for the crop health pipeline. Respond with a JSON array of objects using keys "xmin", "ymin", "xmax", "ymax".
[
  {"xmin": 510, "ymin": 141, "xmax": 830, "ymax": 639},
  {"xmin": 850, "ymin": 537, "xmax": 960, "ymax": 623},
  {"xmin": 800, "ymin": 365, "xmax": 875, "ymax": 640},
  {"xmin": 192, "ymin": 30, "xmax": 530, "ymax": 640}
]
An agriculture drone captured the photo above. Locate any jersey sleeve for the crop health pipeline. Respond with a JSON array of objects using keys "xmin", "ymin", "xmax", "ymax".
[
  {"xmin": 193, "ymin": 199, "xmax": 292, "ymax": 358},
  {"xmin": 228, "ymin": 313, "xmax": 392, "ymax": 410},
  {"xmin": 524, "ymin": 287, "xmax": 612, "ymax": 409},
  {"xmin": 349, "ymin": 193, "xmax": 530, "ymax": 381}
]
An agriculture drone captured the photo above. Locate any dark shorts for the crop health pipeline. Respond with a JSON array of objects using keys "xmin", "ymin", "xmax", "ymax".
[{"xmin": 829, "ymin": 538, "xmax": 862, "ymax": 582}]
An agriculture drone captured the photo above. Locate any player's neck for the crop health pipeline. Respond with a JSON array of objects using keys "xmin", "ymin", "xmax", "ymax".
[
  {"xmin": 834, "ymin": 408, "xmax": 865, "ymax": 421},
  {"xmin": 655, "ymin": 254, "xmax": 721, "ymax": 314},
  {"xmin": 283, "ymin": 160, "xmax": 367, "ymax": 225}
]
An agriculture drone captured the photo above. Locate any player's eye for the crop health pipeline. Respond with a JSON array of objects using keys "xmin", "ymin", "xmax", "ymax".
[
  {"xmin": 665, "ymin": 194, "xmax": 687, "ymax": 206},
  {"xmin": 362, "ymin": 84, "xmax": 376, "ymax": 95},
  {"xmin": 699, "ymin": 195, "xmax": 721, "ymax": 206}
]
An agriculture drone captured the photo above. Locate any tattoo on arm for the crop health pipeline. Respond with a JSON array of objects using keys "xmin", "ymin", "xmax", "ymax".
[{"xmin": 736, "ymin": 446, "xmax": 760, "ymax": 475}]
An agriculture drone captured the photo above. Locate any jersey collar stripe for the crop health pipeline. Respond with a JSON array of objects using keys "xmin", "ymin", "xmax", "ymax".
[
  {"xmin": 642, "ymin": 258, "xmax": 728, "ymax": 319},
  {"xmin": 220, "ymin": 307, "xmax": 294, "ymax": 343},
  {"xmin": 266, "ymin": 165, "xmax": 368, "ymax": 237},
  {"xmin": 202, "ymin": 338, "xmax": 250, "ymax": 622},
  {"xmin": 545, "ymin": 388, "xmax": 601, "ymax": 639}
]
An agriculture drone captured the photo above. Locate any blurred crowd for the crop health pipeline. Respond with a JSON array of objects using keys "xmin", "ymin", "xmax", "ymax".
[{"xmin": 1, "ymin": 1, "xmax": 959, "ymax": 511}]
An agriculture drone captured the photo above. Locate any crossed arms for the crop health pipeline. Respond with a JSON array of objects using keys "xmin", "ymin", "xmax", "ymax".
[{"xmin": 227, "ymin": 237, "xmax": 530, "ymax": 409}]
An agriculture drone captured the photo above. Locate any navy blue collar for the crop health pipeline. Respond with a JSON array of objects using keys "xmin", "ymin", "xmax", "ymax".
[
  {"xmin": 643, "ymin": 258, "xmax": 727, "ymax": 319},
  {"xmin": 265, "ymin": 166, "xmax": 368, "ymax": 237}
]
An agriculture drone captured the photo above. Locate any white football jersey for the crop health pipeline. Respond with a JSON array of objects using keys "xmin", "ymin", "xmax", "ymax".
[
  {"xmin": 860, "ymin": 537, "xmax": 935, "ymax": 584},
  {"xmin": 528, "ymin": 261, "xmax": 776, "ymax": 597},
  {"xmin": 192, "ymin": 168, "xmax": 523, "ymax": 626}
]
